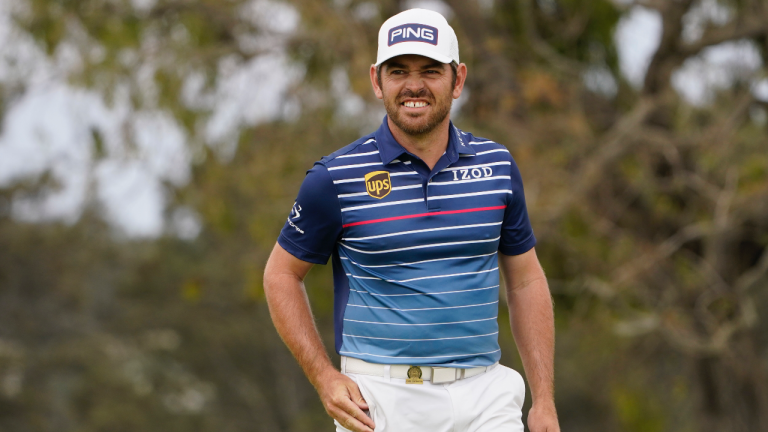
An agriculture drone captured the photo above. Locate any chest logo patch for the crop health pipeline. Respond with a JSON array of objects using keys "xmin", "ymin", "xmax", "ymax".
[{"xmin": 365, "ymin": 171, "xmax": 391, "ymax": 199}]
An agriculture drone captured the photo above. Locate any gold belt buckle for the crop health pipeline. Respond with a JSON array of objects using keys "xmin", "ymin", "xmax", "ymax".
[{"xmin": 405, "ymin": 365, "xmax": 424, "ymax": 384}]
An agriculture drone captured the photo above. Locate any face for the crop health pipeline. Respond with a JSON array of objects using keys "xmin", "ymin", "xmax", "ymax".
[{"xmin": 371, "ymin": 55, "xmax": 465, "ymax": 137}]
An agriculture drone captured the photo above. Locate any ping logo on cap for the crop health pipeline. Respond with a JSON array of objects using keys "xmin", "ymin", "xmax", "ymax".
[{"xmin": 388, "ymin": 23, "xmax": 438, "ymax": 46}]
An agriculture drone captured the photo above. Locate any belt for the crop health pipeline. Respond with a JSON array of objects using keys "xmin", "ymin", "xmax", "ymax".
[{"xmin": 342, "ymin": 356, "xmax": 497, "ymax": 384}]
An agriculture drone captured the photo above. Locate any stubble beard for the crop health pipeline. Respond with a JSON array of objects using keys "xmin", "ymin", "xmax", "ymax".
[{"xmin": 383, "ymin": 88, "xmax": 453, "ymax": 137}]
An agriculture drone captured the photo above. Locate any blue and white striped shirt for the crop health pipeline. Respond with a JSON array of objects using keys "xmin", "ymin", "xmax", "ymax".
[{"xmin": 278, "ymin": 116, "xmax": 536, "ymax": 368}]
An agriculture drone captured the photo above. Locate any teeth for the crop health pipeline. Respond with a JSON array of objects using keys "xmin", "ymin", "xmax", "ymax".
[{"xmin": 403, "ymin": 101, "xmax": 428, "ymax": 108}]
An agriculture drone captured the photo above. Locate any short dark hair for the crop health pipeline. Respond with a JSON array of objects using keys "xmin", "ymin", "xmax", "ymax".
[{"xmin": 376, "ymin": 61, "xmax": 458, "ymax": 91}]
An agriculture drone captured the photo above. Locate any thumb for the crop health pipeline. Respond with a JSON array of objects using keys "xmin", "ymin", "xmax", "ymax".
[{"xmin": 347, "ymin": 383, "xmax": 369, "ymax": 409}]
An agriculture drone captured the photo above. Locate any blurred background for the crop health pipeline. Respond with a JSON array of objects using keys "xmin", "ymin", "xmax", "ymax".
[{"xmin": 0, "ymin": 0, "xmax": 767, "ymax": 431}]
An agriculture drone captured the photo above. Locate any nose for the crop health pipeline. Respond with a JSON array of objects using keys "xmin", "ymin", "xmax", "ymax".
[{"xmin": 403, "ymin": 71, "xmax": 426, "ymax": 93}]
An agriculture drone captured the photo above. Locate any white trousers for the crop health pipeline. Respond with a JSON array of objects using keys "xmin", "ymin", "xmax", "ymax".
[{"xmin": 335, "ymin": 363, "xmax": 525, "ymax": 432}]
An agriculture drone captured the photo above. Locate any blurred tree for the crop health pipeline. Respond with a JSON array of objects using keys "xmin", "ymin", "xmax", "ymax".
[{"xmin": 0, "ymin": 0, "xmax": 767, "ymax": 431}]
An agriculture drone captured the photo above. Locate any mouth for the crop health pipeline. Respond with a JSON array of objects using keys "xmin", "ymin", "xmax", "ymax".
[{"xmin": 401, "ymin": 100, "xmax": 430, "ymax": 109}]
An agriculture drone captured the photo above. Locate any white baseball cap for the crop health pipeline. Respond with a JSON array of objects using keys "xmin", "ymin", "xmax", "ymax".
[{"xmin": 375, "ymin": 8, "xmax": 459, "ymax": 66}]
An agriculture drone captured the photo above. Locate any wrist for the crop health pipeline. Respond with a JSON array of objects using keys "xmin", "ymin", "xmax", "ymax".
[
  {"xmin": 530, "ymin": 394, "xmax": 556, "ymax": 409},
  {"xmin": 309, "ymin": 364, "xmax": 340, "ymax": 389}
]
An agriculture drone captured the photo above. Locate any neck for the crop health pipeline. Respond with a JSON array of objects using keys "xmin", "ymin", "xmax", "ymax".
[{"xmin": 387, "ymin": 116, "xmax": 451, "ymax": 170}]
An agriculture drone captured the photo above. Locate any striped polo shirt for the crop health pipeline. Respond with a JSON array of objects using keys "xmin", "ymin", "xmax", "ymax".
[{"xmin": 278, "ymin": 116, "xmax": 536, "ymax": 368}]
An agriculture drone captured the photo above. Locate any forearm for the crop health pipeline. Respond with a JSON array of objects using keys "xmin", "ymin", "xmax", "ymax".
[
  {"xmin": 507, "ymin": 277, "xmax": 555, "ymax": 407},
  {"xmin": 263, "ymin": 244, "xmax": 374, "ymax": 432},
  {"xmin": 263, "ymin": 270, "xmax": 336, "ymax": 387}
]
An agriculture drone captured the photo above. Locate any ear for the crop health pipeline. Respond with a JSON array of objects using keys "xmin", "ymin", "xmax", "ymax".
[
  {"xmin": 452, "ymin": 63, "xmax": 468, "ymax": 99},
  {"xmin": 370, "ymin": 64, "xmax": 383, "ymax": 100}
]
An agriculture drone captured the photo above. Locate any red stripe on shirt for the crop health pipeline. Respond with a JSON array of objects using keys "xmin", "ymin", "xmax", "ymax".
[{"xmin": 342, "ymin": 205, "xmax": 507, "ymax": 228}]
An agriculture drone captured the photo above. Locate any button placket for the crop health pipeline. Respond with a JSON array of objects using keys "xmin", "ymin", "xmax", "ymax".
[{"xmin": 426, "ymin": 175, "xmax": 441, "ymax": 210}]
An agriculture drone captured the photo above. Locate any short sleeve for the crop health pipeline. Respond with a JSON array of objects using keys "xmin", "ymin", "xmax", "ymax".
[
  {"xmin": 498, "ymin": 156, "xmax": 537, "ymax": 256},
  {"xmin": 277, "ymin": 163, "xmax": 343, "ymax": 264}
]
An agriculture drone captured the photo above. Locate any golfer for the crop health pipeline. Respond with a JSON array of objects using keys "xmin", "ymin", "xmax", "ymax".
[{"xmin": 264, "ymin": 8, "xmax": 560, "ymax": 432}]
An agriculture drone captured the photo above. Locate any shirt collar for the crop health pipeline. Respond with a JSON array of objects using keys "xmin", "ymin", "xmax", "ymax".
[{"xmin": 374, "ymin": 116, "xmax": 476, "ymax": 166}]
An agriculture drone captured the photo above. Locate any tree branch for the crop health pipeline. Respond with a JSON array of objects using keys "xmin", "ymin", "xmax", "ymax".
[
  {"xmin": 612, "ymin": 221, "xmax": 709, "ymax": 285},
  {"xmin": 636, "ymin": 0, "xmax": 669, "ymax": 12},
  {"xmin": 517, "ymin": 0, "xmax": 585, "ymax": 79},
  {"xmin": 680, "ymin": 15, "xmax": 768, "ymax": 57},
  {"xmin": 544, "ymin": 95, "xmax": 660, "ymax": 221},
  {"xmin": 711, "ymin": 92, "xmax": 756, "ymax": 154},
  {"xmin": 713, "ymin": 168, "xmax": 738, "ymax": 232},
  {"xmin": 660, "ymin": 297, "xmax": 757, "ymax": 355},
  {"xmin": 735, "ymin": 246, "xmax": 768, "ymax": 293},
  {"xmin": 642, "ymin": 0, "xmax": 696, "ymax": 94}
]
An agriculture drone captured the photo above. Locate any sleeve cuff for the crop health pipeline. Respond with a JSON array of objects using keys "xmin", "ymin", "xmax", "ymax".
[
  {"xmin": 278, "ymin": 234, "xmax": 331, "ymax": 265},
  {"xmin": 498, "ymin": 233, "xmax": 537, "ymax": 256}
]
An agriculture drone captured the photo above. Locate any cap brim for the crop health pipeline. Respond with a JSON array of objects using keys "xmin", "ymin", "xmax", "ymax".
[{"xmin": 375, "ymin": 44, "xmax": 454, "ymax": 66}]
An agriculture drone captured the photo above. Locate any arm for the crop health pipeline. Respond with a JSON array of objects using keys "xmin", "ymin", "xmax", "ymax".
[
  {"xmin": 263, "ymin": 243, "xmax": 375, "ymax": 432},
  {"xmin": 499, "ymin": 248, "xmax": 560, "ymax": 432}
]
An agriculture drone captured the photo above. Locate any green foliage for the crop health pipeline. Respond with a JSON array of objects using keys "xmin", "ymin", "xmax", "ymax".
[{"xmin": 1, "ymin": 0, "xmax": 768, "ymax": 431}]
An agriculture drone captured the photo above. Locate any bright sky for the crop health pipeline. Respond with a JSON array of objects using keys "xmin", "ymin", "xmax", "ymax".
[{"xmin": 0, "ymin": 0, "xmax": 765, "ymax": 238}]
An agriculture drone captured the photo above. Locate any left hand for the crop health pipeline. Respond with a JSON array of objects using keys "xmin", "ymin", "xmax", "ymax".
[{"xmin": 527, "ymin": 402, "xmax": 560, "ymax": 432}]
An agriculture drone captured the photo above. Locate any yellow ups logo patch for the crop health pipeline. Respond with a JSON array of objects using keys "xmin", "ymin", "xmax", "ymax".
[{"xmin": 364, "ymin": 171, "xmax": 391, "ymax": 199}]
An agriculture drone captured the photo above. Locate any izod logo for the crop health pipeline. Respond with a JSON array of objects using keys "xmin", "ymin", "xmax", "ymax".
[{"xmin": 364, "ymin": 171, "xmax": 392, "ymax": 199}]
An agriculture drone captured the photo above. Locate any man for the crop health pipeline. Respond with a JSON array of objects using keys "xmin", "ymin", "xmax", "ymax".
[{"xmin": 263, "ymin": 8, "xmax": 559, "ymax": 432}]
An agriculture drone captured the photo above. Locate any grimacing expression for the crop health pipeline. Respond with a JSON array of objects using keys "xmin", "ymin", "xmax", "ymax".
[{"xmin": 378, "ymin": 56, "xmax": 456, "ymax": 136}]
